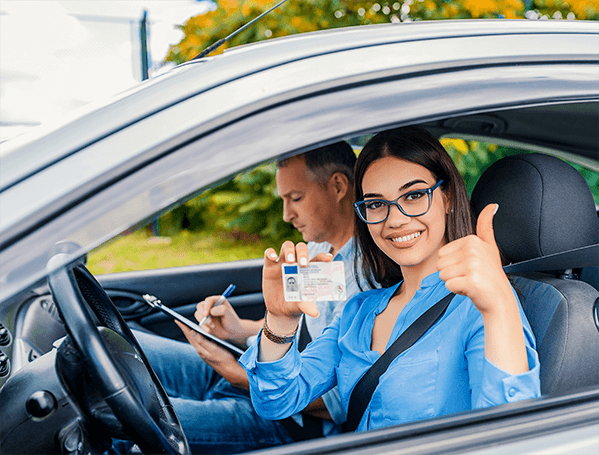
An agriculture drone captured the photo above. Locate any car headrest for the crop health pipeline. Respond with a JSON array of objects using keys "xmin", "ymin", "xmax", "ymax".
[{"xmin": 471, "ymin": 153, "xmax": 599, "ymax": 264}]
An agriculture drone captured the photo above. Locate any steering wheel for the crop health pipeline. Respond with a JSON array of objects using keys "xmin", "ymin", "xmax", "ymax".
[{"xmin": 48, "ymin": 258, "xmax": 190, "ymax": 455}]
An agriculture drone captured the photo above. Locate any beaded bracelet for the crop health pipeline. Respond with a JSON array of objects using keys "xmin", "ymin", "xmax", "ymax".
[{"xmin": 262, "ymin": 311, "xmax": 298, "ymax": 344}]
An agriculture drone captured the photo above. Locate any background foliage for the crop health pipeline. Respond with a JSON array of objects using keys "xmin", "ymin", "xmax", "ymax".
[
  {"xmin": 441, "ymin": 139, "xmax": 599, "ymax": 198},
  {"xmin": 166, "ymin": 0, "xmax": 598, "ymax": 63},
  {"xmin": 159, "ymin": 163, "xmax": 302, "ymax": 244},
  {"xmin": 154, "ymin": 141, "xmax": 598, "ymax": 245}
]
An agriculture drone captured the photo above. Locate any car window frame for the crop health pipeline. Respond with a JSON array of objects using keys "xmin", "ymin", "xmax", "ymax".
[
  {"xmin": 250, "ymin": 387, "xmax": 599, "ymax": 455},
  {"xmin": 1, "ymin": 58, "xmax": 598, "ymax": 302}
]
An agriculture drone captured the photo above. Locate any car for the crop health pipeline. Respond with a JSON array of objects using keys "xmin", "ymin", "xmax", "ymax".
[{"xmin": 0, "ymin": 18, "xmax": 598, "ymax": 455}]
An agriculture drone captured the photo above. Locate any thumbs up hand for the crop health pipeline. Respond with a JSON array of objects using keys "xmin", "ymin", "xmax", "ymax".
[{"xmin": 437, "ymin": 204, "xmax": 513, "ymax": 316}]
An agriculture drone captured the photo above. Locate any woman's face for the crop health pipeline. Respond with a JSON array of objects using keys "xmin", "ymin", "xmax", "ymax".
[{"xmin": 361, "ymin": 157, "xmax": 448, "ymax": 276}]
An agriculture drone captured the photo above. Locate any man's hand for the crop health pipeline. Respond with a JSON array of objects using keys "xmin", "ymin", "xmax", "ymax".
[
  {"xmin": 195, "ymin": 295, "xmax": 262, "ymax": 346},
  {"xmin": 302, "ymin": 397, "xmax": 333, "ymax": 421},
  {"xmin": 176, "ymin": 320, "xmax": 250, "ymax": 390}
]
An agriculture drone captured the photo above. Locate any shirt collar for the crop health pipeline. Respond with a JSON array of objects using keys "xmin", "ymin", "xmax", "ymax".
[
  {"xmin": 379, "ymin": 271, "xmax": 445, "ymax": 314},
  {"xmin": 420, "ymin": 271, "xmax": 442, "ymax": 289},
  {"xmin": 389, "ymin": 270, "xmax": 443, "ymax": 296},
  {"xmin": 334, "ymin": 237, "xmax": 355, "ymax": 261}
]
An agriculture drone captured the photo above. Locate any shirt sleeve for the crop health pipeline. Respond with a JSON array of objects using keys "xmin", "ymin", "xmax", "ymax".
[
  {"xmin": 307, "ymin": 239, "xmax": 356, "ymax": 424},
  {"xmin": 320, "ymin": 262, "xmax": 359, "ymax": 424},
  {"xmin": 239, "ymin": 316, "xmax": 343, "ymax": 421},
  {"xmin": 465, "ymin": 290, "xmax": 541, "ymax": 409}
]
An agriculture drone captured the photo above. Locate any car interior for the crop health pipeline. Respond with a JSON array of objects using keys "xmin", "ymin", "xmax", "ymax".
[
  {"xmin": 1, "ymin": 110, "xmax": 598, "ymax": 454},
  {"xmin": 470, "ymin": 152, "xmax": 599, "ymax": 395}
]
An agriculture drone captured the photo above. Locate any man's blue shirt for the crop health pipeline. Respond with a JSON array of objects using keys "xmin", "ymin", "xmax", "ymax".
[
  {"xmin": 240, "ymin": 271, "xmax": 541, "ymax": 431},
  {"xmin": 297, "ymin": 238, "xmax": 362, "ymax": 431},
  {"xmin": 304, "ymin": 238, "xmax": 362, "ymax": 340}
]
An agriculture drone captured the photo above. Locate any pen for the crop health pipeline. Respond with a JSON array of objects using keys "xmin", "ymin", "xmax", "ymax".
[{"xmin": 198, "ymin": 284, "xmax": 236, "ymax": 327}]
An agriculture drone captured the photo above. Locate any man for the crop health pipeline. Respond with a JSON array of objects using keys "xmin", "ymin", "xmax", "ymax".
[{"xmin": 131, "ymin": 142, "xmax": 361, "ymax": 453}]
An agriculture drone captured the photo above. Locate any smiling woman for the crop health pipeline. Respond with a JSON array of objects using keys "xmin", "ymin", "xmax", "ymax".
[{"xmin": 241, "ymin": 126, "xmax": 540, "ymax": 433}]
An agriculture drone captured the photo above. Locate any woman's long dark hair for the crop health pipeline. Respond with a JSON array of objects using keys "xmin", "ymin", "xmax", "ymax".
[{"xmin": 355, "ymin": 126, "xmax": 474, "ymax": 289}]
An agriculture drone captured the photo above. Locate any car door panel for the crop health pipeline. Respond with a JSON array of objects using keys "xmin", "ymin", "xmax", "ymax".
[{"xmin": 97, "ymin": 258, "xmax": 264, "ymax": 340}]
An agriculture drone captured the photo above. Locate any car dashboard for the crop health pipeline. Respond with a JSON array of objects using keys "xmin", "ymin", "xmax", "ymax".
[{"xmin": 0, "ymin": 289, "xmax": 65, "ymax": 389}]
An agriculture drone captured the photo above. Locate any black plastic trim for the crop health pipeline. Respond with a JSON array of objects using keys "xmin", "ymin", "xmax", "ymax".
[{"xmin": 250, "ymin": 388, "xmax": 599, "ymax": 455}]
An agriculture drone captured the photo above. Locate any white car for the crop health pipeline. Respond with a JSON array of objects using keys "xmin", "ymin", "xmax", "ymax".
[{"xmin": 0, "ymin": 19, "xmax": 598, "ymax": 455}]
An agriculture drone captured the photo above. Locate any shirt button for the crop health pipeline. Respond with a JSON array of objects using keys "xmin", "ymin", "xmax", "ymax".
[{"xmin": 508, "ymin": 387, "xmax": 518, "ymax": 397}]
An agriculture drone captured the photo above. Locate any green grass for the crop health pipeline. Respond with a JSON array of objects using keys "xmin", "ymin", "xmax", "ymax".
[{"xmin": 87, "ymin": 230, "xmax": 269, "ymax": 275}]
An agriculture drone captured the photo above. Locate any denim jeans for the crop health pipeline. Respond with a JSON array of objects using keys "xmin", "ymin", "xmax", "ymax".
[{"xmin": 128, "ymin": 330, "xmax": 294, "ymax": 454}]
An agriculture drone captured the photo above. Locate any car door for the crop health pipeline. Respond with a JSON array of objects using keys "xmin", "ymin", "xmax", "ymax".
[{"xmin": 96, "ymin": 258, "xmax": 264, "ymax": 341}]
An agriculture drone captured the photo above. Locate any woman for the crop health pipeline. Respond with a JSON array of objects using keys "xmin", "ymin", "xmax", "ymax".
[{"xmin": 239, "ymin": 126, "xmax": 540, "ymax": 431}]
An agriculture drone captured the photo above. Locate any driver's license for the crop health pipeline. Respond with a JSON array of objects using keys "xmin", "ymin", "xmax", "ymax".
[{"xmin": 282, "ymin": 262, "xmax": 346, "ymax": 302}]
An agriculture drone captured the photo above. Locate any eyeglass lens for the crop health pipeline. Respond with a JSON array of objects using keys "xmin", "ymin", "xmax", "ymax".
[{"xmin": 358, "ymin": 189, "xmax": 432, "ymax": 223}]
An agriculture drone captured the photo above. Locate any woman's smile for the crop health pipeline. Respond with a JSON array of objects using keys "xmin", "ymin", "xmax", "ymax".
[{"xmin": 388, "ymin": 230, "xmax": 423, "ymax": 246}]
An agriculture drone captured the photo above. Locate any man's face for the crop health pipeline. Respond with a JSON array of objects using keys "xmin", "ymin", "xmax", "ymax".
[{"xmin": 276, "ymin": 157, "xmax": 339, "ymax": 244}]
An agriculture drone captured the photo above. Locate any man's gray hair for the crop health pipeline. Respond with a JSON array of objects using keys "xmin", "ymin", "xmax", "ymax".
[{"xmin": 276, "ymin": 141, "xmax": 356, "ymax": 187}]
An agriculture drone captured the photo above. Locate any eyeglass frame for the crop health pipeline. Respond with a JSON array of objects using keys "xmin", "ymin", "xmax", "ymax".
[{"xmin": 353, "ymin": 180, "xmax": 444, "ymax": 224}]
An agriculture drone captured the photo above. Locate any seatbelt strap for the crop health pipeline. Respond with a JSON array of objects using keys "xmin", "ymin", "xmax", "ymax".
[
  {"xmin": 343, "ymin": 292, "xmax": 455, "ymax": 433},
  {"xmin": 297, "ymin": 314, "xmax": 312, "ymax": 352},
  {"xmin": 340, "ymin": 244, "xmax": 596, "ymax": 433},
  {"xmin": 503, "ymin": 244, "xmax": 598, "ymax": 274}
]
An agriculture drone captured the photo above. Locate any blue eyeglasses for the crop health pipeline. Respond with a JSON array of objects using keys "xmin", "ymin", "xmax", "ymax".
[{"xmin": 354, "ymin": 180, "xmax": 444, "ymax": 224}]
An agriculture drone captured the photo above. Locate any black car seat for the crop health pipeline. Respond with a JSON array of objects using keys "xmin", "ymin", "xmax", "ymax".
[
  {"xmin": 581, "ymin": 266, "xmax": 599, "ymax": 291},
  {"xmin": 471, "ymin": 153, "xmax": 599, "ymax": 396}
]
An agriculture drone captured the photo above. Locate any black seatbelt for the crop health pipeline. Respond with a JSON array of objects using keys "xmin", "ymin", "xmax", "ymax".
[
  {"xmin": 343, "ymin": 292, "xmax": 455, "ymax": 433},
  {"xmin": 297, "ymin": 314, "xmax": 312, "ymax": 352},
  {"xmin": 278, "ymin": 315, "xmax": 324, "ymax": 441},
  {"xmin": 340, "ymin": 243, "xmax": 596, "ymax": 433},
  {"xmin": 503, "ymin": 243, "xmax": 598, "ymax": 274}
]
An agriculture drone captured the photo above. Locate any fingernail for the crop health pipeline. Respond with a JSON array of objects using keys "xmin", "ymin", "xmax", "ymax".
[
  {"xmin": 287, "ymin": 253, "xmax": 294, "ymax": 262},
  {"xmin": 299, "ymin": 257, "xmax": 307, "ymax": 266},
  {"xmin": 493, "ymin": 204, "xmax": 499, "ymax": 215},
  {"xmin": 270, "ymin": 252, "xmax": 278, "ymax": 259},
  {"xmin": 326, "ymin": 253, "xmax": 333, "ymax": 257}
]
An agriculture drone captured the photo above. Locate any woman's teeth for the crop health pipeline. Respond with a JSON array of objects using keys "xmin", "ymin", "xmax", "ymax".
[{"xmin": 392, "ymin": 231, "xmax": 421, "ymax": 243}]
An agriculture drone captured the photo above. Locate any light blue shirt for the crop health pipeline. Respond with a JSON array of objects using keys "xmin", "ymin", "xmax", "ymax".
[
  {"xmin": 240, "ymin": 271, "xmax": 541, "ymax": 432},
  {"xmin": 304, "ymin": 238, "xmax": 363, "ymax": 341},
  {"xmin": 285, "ymin": 238, "xmax": 364, "ymax": 432}
]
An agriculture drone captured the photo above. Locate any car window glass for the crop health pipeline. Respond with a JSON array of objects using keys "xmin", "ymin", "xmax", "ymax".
[
  {"xmin": 88, "ymin": 137, "xmax": 598, "ymax": 276},
  {"xmin": 87, "ymin": 162, "xmax": 303, "ymax": 275},
  {"xmin": 440, "ymin": 137, "xmax": 599, "ymax": 203}
]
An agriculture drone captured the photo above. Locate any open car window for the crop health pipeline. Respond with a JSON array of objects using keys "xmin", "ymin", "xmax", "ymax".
[
  {"xmin": 87, "ymin": 136, "xmax": 598, "ymax": 276},
  {"xmin": 87, "ymin": 163, "xmax": 302, "ymax": 275},
  {"xmin": 440, "ymin": 137, "xmax": 599, "ymax": 203}
]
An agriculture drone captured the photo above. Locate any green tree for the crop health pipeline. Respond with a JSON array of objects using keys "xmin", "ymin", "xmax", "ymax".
[
  {"xmin": 165, "ymin": 0, "xmax": 597, "ymax": 64},
  {"xmin": 158, "ymin": 162, "xmax": 303, "ymax": 244}
]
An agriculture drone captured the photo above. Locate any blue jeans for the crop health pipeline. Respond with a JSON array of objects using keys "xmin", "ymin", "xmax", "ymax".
[{"xmin": 130, "ymin": 330, "xmax": 294, "ymax": 454}]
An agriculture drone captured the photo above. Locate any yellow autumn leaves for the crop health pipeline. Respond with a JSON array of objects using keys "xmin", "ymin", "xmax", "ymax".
[{"xmin": 165, "ymin": 0, "xmax": 597, "ymax": 64}]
